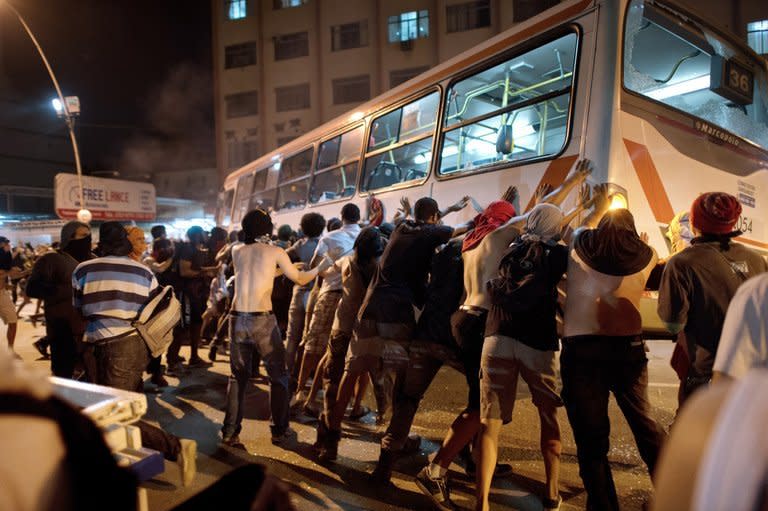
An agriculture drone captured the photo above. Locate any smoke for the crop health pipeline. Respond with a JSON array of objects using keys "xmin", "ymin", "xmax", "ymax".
[{"xmin": 118, "ymin": 63, "xmax": 215, "ymax": 176}]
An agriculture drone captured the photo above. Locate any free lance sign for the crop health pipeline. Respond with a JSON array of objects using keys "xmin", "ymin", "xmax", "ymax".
[{"xmin": 54, "ymin": 173, "xmax": 156, "ymax": 221}]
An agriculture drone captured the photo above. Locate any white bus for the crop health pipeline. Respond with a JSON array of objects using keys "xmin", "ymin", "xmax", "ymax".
[{"xmin": 219, "ymin": 0, "xmax": 768, "ymax": 265}]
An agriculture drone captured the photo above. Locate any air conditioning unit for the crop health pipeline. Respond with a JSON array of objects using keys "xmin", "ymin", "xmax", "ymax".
[{"xmin": 400, "ymin": 39, "xmax": 413, "ymax": 51}]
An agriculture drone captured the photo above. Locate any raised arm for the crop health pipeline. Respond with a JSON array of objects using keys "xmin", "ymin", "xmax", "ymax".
[
  {"xmin": 276, "ymin": 248, "xmax": 330, "ymax": 286},
  {"xmin": 440, "ymin": 196, "xmax": 470, "ymax": 219},
  {"xmin": 492, "ymin": 213, "xmax": 529, "ymax": 246},
  {"xmin": 542, "ymin": 159, "xmax": 593, "ymax": 207},
  {"xmin": 581, "ymin": 183, "xmax": 611, "ymax": 229}
]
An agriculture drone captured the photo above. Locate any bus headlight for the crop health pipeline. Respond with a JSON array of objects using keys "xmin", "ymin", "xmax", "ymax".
[{"xmin": 609, "ymin": 192, "xmax": 628, "ymax": 210}]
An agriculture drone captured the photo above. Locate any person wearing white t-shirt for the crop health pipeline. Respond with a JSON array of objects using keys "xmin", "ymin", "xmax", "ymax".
[
  {"xmin": 713, "ymin": 273, "xmax": 768, "ymax": 380},
  {"xmin": 222, "ymin": 209, "xmax": 333, "ymax": 446}
]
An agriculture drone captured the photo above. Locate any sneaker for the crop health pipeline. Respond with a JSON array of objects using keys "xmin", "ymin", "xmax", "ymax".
[
  {"xmin": 33, "ymin": 339, "xmax": 49, "ymax": 359},
  {"xmin": 542, "ymin": 495, "xmax": 562, "ymax": 511},
  {"xmin": 415, "ymin": 467, "xmax": 456, "ymax": 511},
  {"xmin": 188, "ymin": 357, "xmax": 213, "ymax": 369},
  {"xmin": 271, "ymin": 427, "xmax": 298, "ymax": 446},
  {"xmin": 177, "ymin": 439, "xmax": 197, "ymax": 487},
  {"xmin": 302, "ymin": 404, "xmax": 320, "ymax": 418},
  {"xmin": 222, "ymin": 433, "xmax": 240, "ymax": 446}
]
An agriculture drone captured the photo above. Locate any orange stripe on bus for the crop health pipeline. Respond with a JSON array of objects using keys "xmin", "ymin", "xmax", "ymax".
[
  {"xmin": 525, "ymin": 155, "xmax": 579, "ymax": 212},
  {"xmin": 623, "ymin": 139, "xmax": 675, "ymax": 224},
  {"xmin": 735, "ymin": 237, "xmax": 768, "ymax": 249}
]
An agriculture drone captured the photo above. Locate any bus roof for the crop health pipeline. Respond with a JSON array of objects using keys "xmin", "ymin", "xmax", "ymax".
[{"xmin": 223, "ymin": 0, "xmax": 595, "ymax": 190}]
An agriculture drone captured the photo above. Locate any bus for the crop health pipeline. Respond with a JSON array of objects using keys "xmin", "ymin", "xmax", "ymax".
[{"xmin": 218, "ymin": 0, "xmax": 768, "ymax": 330}]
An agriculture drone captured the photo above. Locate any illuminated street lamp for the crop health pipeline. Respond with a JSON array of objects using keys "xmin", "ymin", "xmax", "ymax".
[{"xmin": 2, "ymin": 0, "xmax": 90, "ymax": 222}]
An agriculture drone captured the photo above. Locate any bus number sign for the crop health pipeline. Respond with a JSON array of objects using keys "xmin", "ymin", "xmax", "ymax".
[
  {"xmin": 710, "ymin": 55, "xmax": 754, "ymax": 106},
  {"xmin": 736, "ymin": 215, "xmax": 753, "ymax": 234}
]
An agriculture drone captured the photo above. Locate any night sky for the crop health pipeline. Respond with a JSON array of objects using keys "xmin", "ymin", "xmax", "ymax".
[{"xmin": 1, "ymin": 0, "xmax": 215, "ymax": 176}]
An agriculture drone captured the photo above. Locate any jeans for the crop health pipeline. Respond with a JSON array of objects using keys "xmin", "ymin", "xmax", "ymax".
[
  {"xmin": 46, "ymin": 317, "xmax": 78, "ymax": 379},
  {"xmin": 560, "ymin": 336, "xmax": 666, "ymax": 511},
  {"xmin": 92, "ymin": 331, "xmax": 181, "ymax": 461},
  {"xmin": 94, "ymin": 332, "xmax": 150, "ymax": 392},
  {"xmin": 285, "ymin": 287, "xmax": 309, "ymax": 374},
  {"xmin": 380, "ymin": 342, "xmax": 453, "ymax": 451},
  {"xmin": 321, "ymin": 330, "xmax": 351, "ymax": 417},
  {"xmin": 223, "ymin": 313, "xmax": 290, "ymax": 437}
]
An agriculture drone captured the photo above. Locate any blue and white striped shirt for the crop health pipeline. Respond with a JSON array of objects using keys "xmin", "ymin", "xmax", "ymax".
[{"xmin": 72, "ymin": 256, "xmax": 158, "ymax": 342}]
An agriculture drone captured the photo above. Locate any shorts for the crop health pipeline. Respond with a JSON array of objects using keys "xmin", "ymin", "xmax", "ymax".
[
  {"xmin": 344, "ymin": 318, "xmax": 413, "ymax": 373},
  {"xmin": 480, "ymin": 334, "xmax": 562, "ymax": 423},
  {"xmin": 0, "ymin": 289, "xmax": 17, "ymax": 324},
  {"xmin": 302, "ymin": 290, "xmax": 342, "ymax": 355}
]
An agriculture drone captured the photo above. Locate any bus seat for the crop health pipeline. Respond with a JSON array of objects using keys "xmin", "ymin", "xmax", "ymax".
[
  {"xmin": 366, "ymin": 161, "xmax": 402, "ymax": 190},
  {"xmin": 496, "ymin": 125, "xmax": 514, "ymax": 154}
]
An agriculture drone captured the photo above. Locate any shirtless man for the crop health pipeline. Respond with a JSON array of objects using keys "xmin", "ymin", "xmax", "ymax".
[
  {"xmin": 416, "ymin": 160, "xmax": 592, "ymax": 508},
  {"xmin": 222, "ymin": 209, "xmax": 334, "ymax": 446}
]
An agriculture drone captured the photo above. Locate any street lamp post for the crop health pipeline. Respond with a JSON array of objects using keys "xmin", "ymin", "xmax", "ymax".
[{"xmin": 2, "ymin": 1, "xmax": 90, "ymax": 223}]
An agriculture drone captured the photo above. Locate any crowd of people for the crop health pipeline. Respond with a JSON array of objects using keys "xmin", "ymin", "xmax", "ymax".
[{"xmin": 1, "ymin": 157, "xmax": 767, "ymax": 510}]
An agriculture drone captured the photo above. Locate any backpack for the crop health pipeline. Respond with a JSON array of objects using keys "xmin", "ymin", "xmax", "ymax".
[
  {"xmin": 486, "ymin": 239, "xmax": 553, "ymax": 311},
  {"xmin": 132, "ymin": 285, "xmax": 181, "ymax": 357}
]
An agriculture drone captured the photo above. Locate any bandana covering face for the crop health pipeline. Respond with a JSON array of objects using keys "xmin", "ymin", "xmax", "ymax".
[
  {"xmin": 462, "ymin": 200, "xmax": 516, "ymax": 252},
  {"xmin": 574, "ymin": 208, "xmax": 654, "ymax": 276},
  {"xmin": 690, "ymin": 192, "xmax": 742, "ymax": 235},
  {"xmin": 521, "ymin": 203, "xmax": 563, "ymax": 243}
]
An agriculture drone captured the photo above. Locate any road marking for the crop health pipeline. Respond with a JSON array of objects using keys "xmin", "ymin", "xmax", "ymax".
[{"xmin": 647, "ymin": 382, "xmax": 679, "ymax": 388}]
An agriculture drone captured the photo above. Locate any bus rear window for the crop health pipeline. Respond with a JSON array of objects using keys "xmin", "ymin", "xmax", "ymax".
[{"xmin": 624, "ymin": 0, "xmax": 768, "ymax": 150}]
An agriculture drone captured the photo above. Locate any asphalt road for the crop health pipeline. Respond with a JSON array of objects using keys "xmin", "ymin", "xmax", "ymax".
[{"xmin": 9, "ymin": 305, "xmax": 679, "ymax": 510}]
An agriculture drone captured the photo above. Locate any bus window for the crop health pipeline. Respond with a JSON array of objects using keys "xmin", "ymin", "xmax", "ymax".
[
  {"xmin": 276, "ymin": 180, "xmax": 309, "ymax": 211},
  {"xmin": 624, "ymin": 0, "xmax": 768, "ymax": 150},
  {"xmin": 362, "ymin": 91, "xmax": 440, "ymax": 192},
  {"xmin": 249, "ymin": 189, "xmax": 275, "ymax": 212},
  {"xmin": 439, "ymin": 32, "xmax": 577, "ymax": 175},
  {"xmin": 252, "ymin": 167, "xmax": 268, "ymax": 191},
  {"xmin": 276, "ymin": 147, "xmax": 314, "ymax": 211},
  {"xmin": 232, "ymin": 172, "xmax": 255, "ymax": 224},
  {"xmin": 310, "ymin": 125, "xmax": 364, "ymax": 203}
]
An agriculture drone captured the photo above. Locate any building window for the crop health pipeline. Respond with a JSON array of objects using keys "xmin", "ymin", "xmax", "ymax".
[
  {"xmin": 390, "ymin": 66, "xmax": 430, "ymax": 88},
  {"xmin": 225, "ymin": 42, "xmax": 257, "ymax": 68},
  {"xmin": 273, "ymin": 0, "xmax": 307, "ymax": 8},
  {"xmin": 513, "ymin": 0, "xmax": 558, "ymax": 23},
  {"xmin": 447, "ymin": 1, "xmax": 491, "ymax": 33},
  {"xmin": 226, "ymin": 0, "xmax": 247, "ymax": 20},
  {"xmin": 275, "ymin": 83, "xmax": 311, "ymax": 111},
  {"xmin": 274, "ymin": 31, "xmax": 309, "ymax": 60},
  {"xmin": 225, "ymin": 91, "xmax": 259, "ymax": 118},
  {"xmin": 331, "ymin": 20, "xmax": 369, "ymax": 51},
  {"xmin": 228, "ymin": 140, "xmax": 259, "ymax": 169},
  {"xmin": 332, "ymin": 75, "xmax": 371, "ymax": 105},
  {"xmin": 388, "ymin": 10, "xmax": 429, "ymax": 43},
  {"xmin": 747, "ymin": 20, "xmax": 768, "ymax": 55}
]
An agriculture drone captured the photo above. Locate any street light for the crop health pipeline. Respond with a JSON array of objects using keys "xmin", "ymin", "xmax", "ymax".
[{"xmin": 1, "ymin": 0, "xmax": 90, "ymax": 223}]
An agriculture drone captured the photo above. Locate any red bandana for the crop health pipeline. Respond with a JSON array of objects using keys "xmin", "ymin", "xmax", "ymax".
[{"xmin": 461, "ymin": 200, "xmax": 516, "ymax": 252}]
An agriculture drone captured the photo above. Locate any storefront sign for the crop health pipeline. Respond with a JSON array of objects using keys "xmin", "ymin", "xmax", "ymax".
[{"xmin": 54, "ymin": 173, "xmax": 156, "ymax": 221}]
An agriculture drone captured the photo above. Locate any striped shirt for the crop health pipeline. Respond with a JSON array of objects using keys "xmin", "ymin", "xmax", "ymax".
[{"xmin": 72, "ymin": 256, "xmax": 158, "ymax": 342}]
